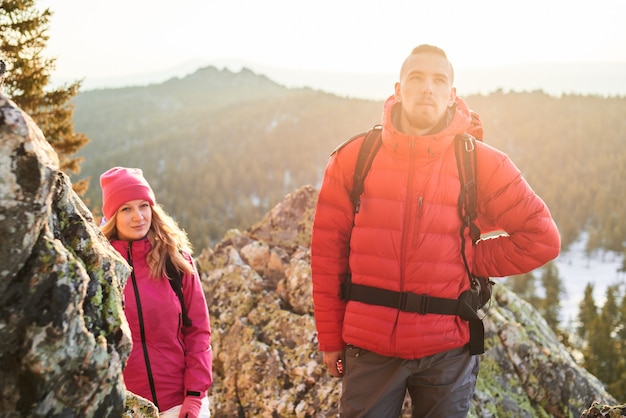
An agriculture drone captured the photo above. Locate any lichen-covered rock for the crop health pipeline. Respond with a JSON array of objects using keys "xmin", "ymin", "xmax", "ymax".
[
  {"xmin": 2, "ymin": 93, "xmax": 622, "ymax": 416},
  {"xmin": 474, "ymin": 285, "xmax": 616, "ymax": 417},
  {"xmin": 122, "ymin": 392, "xmax": 159, "ymax": 418},
  {"xmin": 197, "ymin": 185, "xmax": 621, "ymax": 417},
  {"xmin": 579, "ymin": 402, "xmax": 626, "ymax": 418},
  {"xmin": 247, "ymin": 185, "xmax": 317, "ymax": 249},
  {"xmin": 278, "ymin": 248, "xmax": 313, "ymax": 315},
  {"xmin": 0, "ymin": 93, "xmax": 132, "ymax": 416},
  {"xmin": 0, "ymin": 93, "xmax": 57, "ymax": 288}
]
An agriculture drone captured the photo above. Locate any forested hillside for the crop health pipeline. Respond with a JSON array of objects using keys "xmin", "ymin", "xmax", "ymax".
[
  {"xmin": 468, "ymin": 91, "xmax": 626, "ymax": 254},
  {"xmin": 72, "ymin": 66, "xmax": 626, "ymax": 266},
  {"xmin": 74, "ymin": 67, "xmax": 381, "ymax": 249}
]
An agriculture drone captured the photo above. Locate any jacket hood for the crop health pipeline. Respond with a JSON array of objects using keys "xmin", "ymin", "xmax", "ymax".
[{"xmin": 381, "ymin": 95, "xmax": 475, "ymax": 158}]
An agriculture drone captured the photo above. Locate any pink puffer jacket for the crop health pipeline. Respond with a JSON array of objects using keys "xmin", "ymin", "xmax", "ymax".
[
  {"xmin": 111, "ymin": 238, "xmax": 212, "ymax": 411},
  {"xmin": 311, "ymin": 95, "xmax": 560, "ymax": 359}
]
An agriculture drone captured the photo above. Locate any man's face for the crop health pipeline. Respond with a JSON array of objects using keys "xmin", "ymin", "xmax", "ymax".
[{"xmin": 394, "ymin": 52, "xmax": 456, "ymax": 135}]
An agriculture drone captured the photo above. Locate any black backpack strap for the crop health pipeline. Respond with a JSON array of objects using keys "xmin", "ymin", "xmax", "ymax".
[
  {"xmin": 455, "ymin": 133, "xmax": 480, "ymax": 244},
  {"xmin": 454, "ymin": 133, "xmax": 492, "ymax": 355},
  {"xmin": 350, "ymin": 125, "xmax": 383, "ymax": 213},
  {"xmin": 455, "ymin": 133, "xmax": 481, "ymax": 282},
  {"xmin": 341, "ymin": 274, "xmax": 485, "ymax": 355},
  {"xmin": 341, "ymin": 129, "xmax": 490, "ymax": 355},
  {"xmin": 165, "ymin": 255, "xmax": 192, "ymax": 327}
]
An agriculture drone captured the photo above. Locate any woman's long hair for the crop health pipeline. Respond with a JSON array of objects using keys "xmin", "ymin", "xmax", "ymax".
[{"xmin": 101, "ymin": 204, "xmax": 194, "ymax": 279}]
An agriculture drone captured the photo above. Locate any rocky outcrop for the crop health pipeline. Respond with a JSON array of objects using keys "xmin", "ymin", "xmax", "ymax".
[
  {"xmin": 1, "ymin": 92, "xmax": 621, "ymax": 417},
  {"xmin": 580, "ymin": 402, "xmax": 626, "ymax": 418},
  {"xmin": 198, "ymin": 185, "xmax": 620, "ymax": 417},
  {"xmin": 0, "ymin": 94, "xmax": 151, "ymax": 417}
]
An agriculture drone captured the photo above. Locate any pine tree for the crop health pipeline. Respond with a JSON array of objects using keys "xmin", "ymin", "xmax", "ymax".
[
  {"xmin": 608, "ymin": 288, "xmax": 626, "ymax": 400},
  {"xmin": 582, "ymin": 285, "xmax": 622, "ymax": 395},
  {"xmin": 0, "ymin": 0, "xmax": 90, "ymax": 194},
  {"xmin": 577, "ymin": 283, "xmax": 597, "ymax": 340},
  {"xmin": 618, "ymin": 288, "xmax": 626, "ymax": 341},
  {"xmin": 506, "ymin": 272, "xmax": 539, "ymax": 306},
  {"xmin": 538, "ymin": 261, "xmax": 564, "ymax": 329}
]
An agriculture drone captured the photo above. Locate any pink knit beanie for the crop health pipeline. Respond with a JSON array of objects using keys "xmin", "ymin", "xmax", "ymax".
[{"xmin": 100, "ymin": 167, "xmax": 156, "ymax": 220}]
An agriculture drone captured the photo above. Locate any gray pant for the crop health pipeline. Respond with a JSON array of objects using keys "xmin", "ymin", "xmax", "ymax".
[{"xmin": 340, "ymin": 345, "xmax": 479, "ymax": 418}]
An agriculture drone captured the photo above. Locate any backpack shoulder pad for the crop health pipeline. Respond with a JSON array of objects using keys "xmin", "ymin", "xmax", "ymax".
[{"xmin": 332, "ymin": 125, "xmax": 382, "ymax": 156}]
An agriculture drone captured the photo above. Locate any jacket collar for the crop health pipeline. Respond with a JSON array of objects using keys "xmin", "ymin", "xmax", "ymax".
[
  {"xmin": 111, "ymin": 236, "xmax": 151, "ymax": 258},
  {"xmin": 381, "ymin": 95, "xmax": 473, "ymax": 158}
]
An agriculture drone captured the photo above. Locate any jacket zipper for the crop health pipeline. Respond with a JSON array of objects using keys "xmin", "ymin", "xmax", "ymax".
[
  {"xmin": 399, "ymin": 139, "xmax": 416, "ymax": 292},
  {"xmin": 411, "ymin": 195, "xmax": 424, "ymax": 248},
  {"xmin": 127, "ymin": 242, "xmax": 160, "ymax": 410}
]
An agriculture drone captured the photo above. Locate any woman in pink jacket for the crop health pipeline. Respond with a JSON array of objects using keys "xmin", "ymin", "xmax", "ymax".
[
  {"xmin": 100, "ymin": 167, "xmax": 212, "ymax": 418},
  {"xmin": 311, "ymin": 45, "xmax": 560, "ymax": 417}
]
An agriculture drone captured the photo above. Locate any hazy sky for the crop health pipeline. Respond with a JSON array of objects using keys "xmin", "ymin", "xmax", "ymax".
[{"xmin": 41, "ymin": 0, "xmax": 626, "ymax": 97}]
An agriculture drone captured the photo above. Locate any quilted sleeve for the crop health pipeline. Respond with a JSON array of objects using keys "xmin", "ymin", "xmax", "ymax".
[
  {"xmin": 181, "ymin": 253, "xmax": 213, "ymax": 395},
  {"xmin": 472, "ymin": 145, "xmax": 561, "ymax": 277},
  {"xmin": 310, "ymin": 150, "xmax": 355, "ymax": 352}
]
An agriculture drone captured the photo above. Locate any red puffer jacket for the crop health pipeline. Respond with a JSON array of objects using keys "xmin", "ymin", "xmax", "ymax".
[
  {"xmin": 311, "ymin": 95, "xmax": 560, "ymax": 359},
  {"xmin": 111, "ymin": 238, "xmax": 213, "ymax": 411}
]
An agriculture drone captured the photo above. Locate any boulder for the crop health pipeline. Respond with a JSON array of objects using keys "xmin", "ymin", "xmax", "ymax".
[
  {"xmin": 1, "ymin": 92, "xmax": 621, "ymax": 417},
  {"xmin": 198, "ymin": 185, "xmax": 619, "ymax": 417},
  {"xmin": 0, "ymin": 93, "xmax": 154, "ymax": 417}
]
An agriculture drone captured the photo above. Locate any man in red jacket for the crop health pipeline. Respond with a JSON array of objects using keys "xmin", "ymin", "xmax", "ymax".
[{"xmin": 311, "ymin": 44, "xmax": 560, "ymax": 417}]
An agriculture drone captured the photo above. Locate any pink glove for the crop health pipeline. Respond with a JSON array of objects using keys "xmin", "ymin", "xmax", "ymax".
[{"xmin": 179, "ymin": 396, "xmax": 203, "ymax": 418}]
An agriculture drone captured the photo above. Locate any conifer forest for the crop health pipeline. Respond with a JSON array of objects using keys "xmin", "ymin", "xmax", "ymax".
[{"xmin": 2, "ymin": 1, "xmax": 626, "ymax": 399}]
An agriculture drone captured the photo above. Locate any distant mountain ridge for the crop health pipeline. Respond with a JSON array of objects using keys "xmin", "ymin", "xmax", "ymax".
[
  {"xmin": 71, "ymin": 66, "xmax": 626, "ymax": 262},
  {"xmin": 55, "ymin": 60, "xmax": 626, "ymax": 99},
  {"xmin": 73, "ymin": 66, "xmax": 383, "ymax": 250}
]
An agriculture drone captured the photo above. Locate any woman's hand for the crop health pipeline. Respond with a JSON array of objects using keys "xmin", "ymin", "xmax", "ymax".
[{"xmin": 178, "ymin": 396, "xmax": 202, "ymax": 418}]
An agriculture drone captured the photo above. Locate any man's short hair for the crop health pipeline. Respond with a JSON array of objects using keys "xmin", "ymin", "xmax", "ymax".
[{"xmin": 401, "ymin": 44, "xmax": 454, "ymax": 84}]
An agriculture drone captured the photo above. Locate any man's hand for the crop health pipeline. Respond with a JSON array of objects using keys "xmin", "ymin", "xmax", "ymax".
[{"xmin": 323, "ymin": 351, "xmax": 343, "ymax": 377}]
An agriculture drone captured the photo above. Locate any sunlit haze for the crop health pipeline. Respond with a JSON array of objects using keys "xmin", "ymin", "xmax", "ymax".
[{"xmin": 41, "ymin": 0, "xmax": 626, "ymax": 99}]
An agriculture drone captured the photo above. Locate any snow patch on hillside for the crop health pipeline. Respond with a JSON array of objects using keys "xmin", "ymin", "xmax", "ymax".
[{"xmin": 554, "ymin": 234, "xmax": 625, "ymax": 328}]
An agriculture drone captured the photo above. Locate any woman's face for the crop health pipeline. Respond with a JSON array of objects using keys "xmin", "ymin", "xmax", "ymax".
[{"xmin": 115, "ymin": 199, "xmax": 152, "ymax": 241}]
